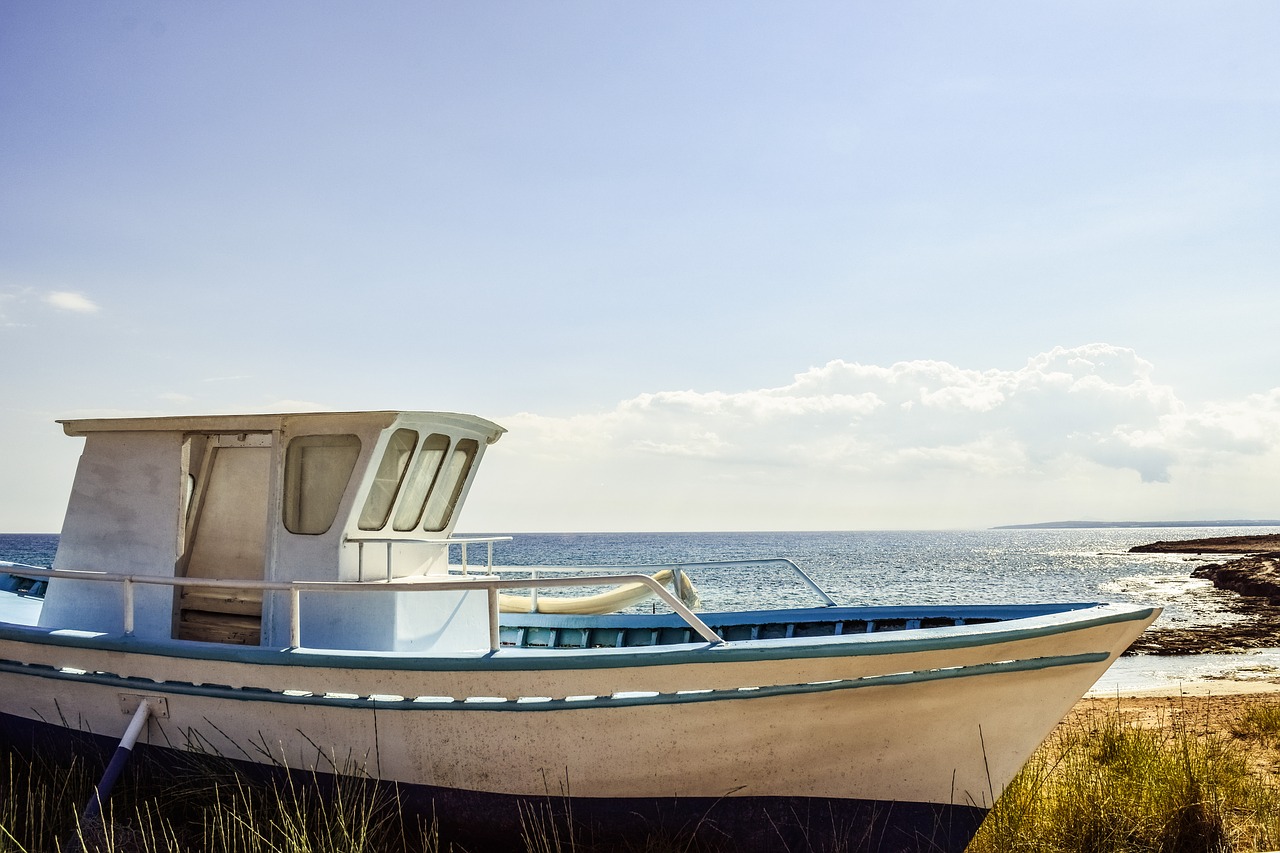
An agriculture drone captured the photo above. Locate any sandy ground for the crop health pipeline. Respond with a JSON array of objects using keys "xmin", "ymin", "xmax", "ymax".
[
  {"xmin": 1078, "ymin": 535, "xmax": 1280, "ymax": 747},
  {"xmin": 1054, "ymin": 682, "xmax": 1280, "ymax": 814},
  {"xmin": 1070, "ymin": 678, "xmax": 1280, "ymax": 741}
]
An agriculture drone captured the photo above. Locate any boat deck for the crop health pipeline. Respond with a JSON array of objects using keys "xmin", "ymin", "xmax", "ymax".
[{"xmin": 498, "ymin": 603, "xmax": 1083, "ymax": 650}]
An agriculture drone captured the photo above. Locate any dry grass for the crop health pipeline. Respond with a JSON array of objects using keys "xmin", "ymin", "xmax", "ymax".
[
  {"xmin": 0, "ymin": 747, "xmax": 437, "ymax": 853},
  {"xmin": 969, "ymin": 694, "xmax": 1280, "ymax": 853}
]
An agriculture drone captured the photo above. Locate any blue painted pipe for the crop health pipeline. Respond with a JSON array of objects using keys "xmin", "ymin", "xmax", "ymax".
[{"xmin": 81, "ymin": 700, "xmax": 152, "ymax": 822}]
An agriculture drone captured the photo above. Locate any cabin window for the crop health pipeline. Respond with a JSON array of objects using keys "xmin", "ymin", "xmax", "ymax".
[
  {"xmin": 283, "ymin": 434, "xmax": 362, "ymax": 535},
  {"xmin": 421, "ymin": 438, "xmax": 478, "ymax": 532},
  {"xmin": 358, "ymin": 429, "xmax": 419, "ymax": 531},
  {"xmin": 392, "ymin": 433, "xmax": 451, "ymax": 531}
]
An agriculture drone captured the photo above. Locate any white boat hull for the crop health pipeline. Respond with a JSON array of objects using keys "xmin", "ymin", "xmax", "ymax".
[{"xmin": 0, "ymin": 601, "xmax": 1157, "ymax": 852}]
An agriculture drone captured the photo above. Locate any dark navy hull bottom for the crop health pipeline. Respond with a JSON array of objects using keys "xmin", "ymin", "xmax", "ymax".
[
  {"xmin": 414, "ymin": 785, "xmax": 987, "ymax": 853},
  {"xmin": 1, "ymin": 711, "xmax": 987, "ymax": 852}
]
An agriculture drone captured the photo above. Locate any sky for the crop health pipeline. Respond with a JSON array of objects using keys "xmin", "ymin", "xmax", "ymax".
[{"xmin": 2, "ymin": 2, "xmax": 1278, "ymax": 532}]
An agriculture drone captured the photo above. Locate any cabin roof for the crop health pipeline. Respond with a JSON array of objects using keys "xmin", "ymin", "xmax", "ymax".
[{"xmin": 58, "ymin": 411, "xmax": 506, "ymax": 443}]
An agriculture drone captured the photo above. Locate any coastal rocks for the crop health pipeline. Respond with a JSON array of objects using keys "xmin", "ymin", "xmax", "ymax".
[
  {"xmin": 1126, "ymin": 535, "xmax": 1280, "ymax": 655},
  {"xmin": 1192, "ymin": 553, "xmax": 1280, "ymax": 606},
  {"xmin": 1130, "ymin": 534, "xmax": 1280, "ymax": 555},
  {"xmin": 1125, "ymin": 604, "xmax": 1280, "ymax": 655}
]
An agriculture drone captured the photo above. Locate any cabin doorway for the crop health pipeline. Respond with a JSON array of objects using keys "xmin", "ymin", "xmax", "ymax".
[{"xmin": 177, "ymin": 434, "xmax": 272, "ymax": 644}]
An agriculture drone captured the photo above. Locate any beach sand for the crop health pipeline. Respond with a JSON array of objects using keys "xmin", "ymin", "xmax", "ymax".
[{"xmin": 1071, "ymin": 677, "xmax": 1280, "ymax": 743}]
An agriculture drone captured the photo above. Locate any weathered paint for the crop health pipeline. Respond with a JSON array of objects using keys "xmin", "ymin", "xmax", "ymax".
[
  {"xmin": 0, "ymin": 652, "xmax": 1100, "ymax": 806},
  {"xmin": 0, "ymin": 708, "xmax": 984, "ymax": 853},
  {"xmin": 0, "ymin": 602, "xmax": 1153, "ymax": 809}
]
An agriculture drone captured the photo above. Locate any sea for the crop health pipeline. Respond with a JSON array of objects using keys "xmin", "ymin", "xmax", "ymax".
[{"xmin": 5, "ymin": 527, "xmax": 1280, "ymax": 694}]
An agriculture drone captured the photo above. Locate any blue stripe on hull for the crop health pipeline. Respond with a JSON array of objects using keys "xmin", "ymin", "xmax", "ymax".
[
  {"xmin": 1, "ymin": 710, "xmax": 987, "ymax": 853},
  {"xmin": 0, "ymin": 651, "xmax": 1108, "ymax": 710}
]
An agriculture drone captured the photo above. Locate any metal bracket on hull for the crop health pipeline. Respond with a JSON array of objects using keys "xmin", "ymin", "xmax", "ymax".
[{"xmin": 118, "ymin": 693, "xmax": 169, "ymax": 718}]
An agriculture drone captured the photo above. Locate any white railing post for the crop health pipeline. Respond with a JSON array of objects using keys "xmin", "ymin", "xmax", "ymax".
[
  {"xmin": 356, "ymin": 541, "xmax": 365, "ymax": 582},
  {"xmin": 461, "ymin": 542, "xmax": 469, "ymax": 575},
  {"xmin": 530, "ymin": 568, "xmax": 539, "ymax": 613},
  {"xmin": 289, "ymin": 587, "xmax": 301, "ymax": 648},
  {"xmin": 487, "ymin": 586, "xmax": 499, "ymax": 652},
  {"xmin": 123, "ymin": 578, "xmax": 135, "ymax": 636},
  {"xmin": 385, "ymin": 542, "xmax": 393, "ymax": 582}
]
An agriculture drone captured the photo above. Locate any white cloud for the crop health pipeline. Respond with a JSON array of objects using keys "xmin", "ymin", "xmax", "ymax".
[
  {"xmin": 0, "ymin": 287, "xmax": 99, "ymax": 324},
  {"xmin": 44, "ymin": 291, "xmax": 100, "ymax": 313},
  {"xmin": 464, "ymin": 344, "xmax": 1280, "ymax": 531},
  {"xmin": 538, "ymin": 344, "xmax": 1184, "ymax": 479}
]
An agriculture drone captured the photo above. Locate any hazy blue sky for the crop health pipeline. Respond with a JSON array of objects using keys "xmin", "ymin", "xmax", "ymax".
[{"xmin": 3, "ymin": 2, "xmax": 1278, "ymax": 532}]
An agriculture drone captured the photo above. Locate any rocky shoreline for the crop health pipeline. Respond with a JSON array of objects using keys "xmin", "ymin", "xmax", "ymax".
[
  {"xmin": 1129, "ymin": 533, "xmax": 1280, "ymax": 556},
  {"xmin": 1125, "ymin": 534, "xmax": 1280, "ymax": 655}
]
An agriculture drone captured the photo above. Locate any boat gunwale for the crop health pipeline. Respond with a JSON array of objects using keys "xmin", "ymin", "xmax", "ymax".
[{"xmin": 0, "ymin": 599, "xmax": 1158, "ymax": 672}]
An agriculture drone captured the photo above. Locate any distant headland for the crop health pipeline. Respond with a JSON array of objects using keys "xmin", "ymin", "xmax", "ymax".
[{"xmin": 993, "ymin": 520, "xmax": 1280, "ymax": 530}]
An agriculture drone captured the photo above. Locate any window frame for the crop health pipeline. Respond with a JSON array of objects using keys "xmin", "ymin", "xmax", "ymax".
[
  {"xmin": 391, "ymin": 433, "xmax": 453, "ymax": 532},
  {"xmin": 421, "ymin": 438, "xmax": 479, "ymax": 532},
  {"xmin": 282, "ymin": 433, "xmax": 363, "ymax": 536},
  {"xmin": 357, "ymin": 429, "xmax": 419, "ymax": 531}
]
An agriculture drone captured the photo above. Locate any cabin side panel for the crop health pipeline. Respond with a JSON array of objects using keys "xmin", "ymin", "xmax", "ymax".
[
  {"xmin": 297, "ymin": 587, "xmax": 491, "ymax": 652},
  {"xmin": 40, "ymin": 432, "xmax": 182, "ymax": 636},
  {"xmin": 261, "ymin": 417, "xmax": 382, "ymax": 645}
]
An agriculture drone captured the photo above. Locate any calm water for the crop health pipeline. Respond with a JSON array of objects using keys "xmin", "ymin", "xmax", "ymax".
[
  {"xmin": 6, "ymin": 527, "xmax": 1279, "ymax": 692},
  {"xmin": 0, "ymin": 533, "xmax": 59, "ymax": 568},
  {"xmin": 472, "ymin": 527, "xmax": 1274, "ymax": 630}
]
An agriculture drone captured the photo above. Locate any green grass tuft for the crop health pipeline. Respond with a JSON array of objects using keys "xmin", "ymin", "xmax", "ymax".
[
  {"xmin": 0, "ymin": 745, "xmax": 438, "ymax": 853},
  {"xmin": 970, "ymin": 701, "xmax": 1280, "ymax": 853},
  {"xmin": 1232, "ymin": 704, "xmax": 1280, "ymax": 748}
]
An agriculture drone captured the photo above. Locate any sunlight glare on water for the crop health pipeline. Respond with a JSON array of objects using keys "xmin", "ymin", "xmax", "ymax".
[{"xmin": 477, "ymin": 527, "xmax": 1276, "ymax": 630}]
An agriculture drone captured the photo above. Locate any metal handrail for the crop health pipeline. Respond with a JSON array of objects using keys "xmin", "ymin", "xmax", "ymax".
[
  {"xmin": 0, "ymin": 562, "xmax": 723, "ymax": 651},
  {"xmin": 348, "ymin": 532, "xmax": 517, "ymax": 578},
  {"xmin": 486, "ymin": 557, "xmax": 839, "ymax": 607}
]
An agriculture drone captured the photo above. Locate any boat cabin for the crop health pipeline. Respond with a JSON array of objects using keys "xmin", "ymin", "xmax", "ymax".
[{"xmin": 37, "ymin": 411, "xmax": 505, "ymax": 651}]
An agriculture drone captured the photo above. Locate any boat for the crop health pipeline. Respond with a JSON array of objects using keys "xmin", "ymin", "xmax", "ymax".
[{"xmin": 0, "ymin": 411, "xmax": 1159, "ymax": 852}]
